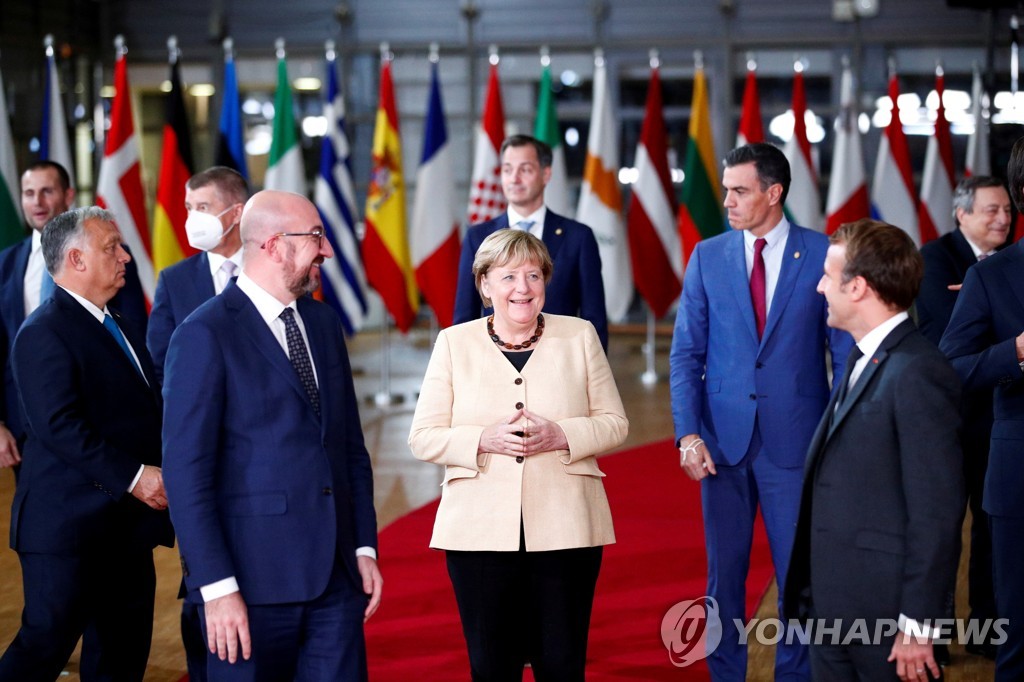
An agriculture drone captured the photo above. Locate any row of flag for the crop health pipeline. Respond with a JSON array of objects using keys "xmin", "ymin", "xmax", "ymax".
[{"xmin": 0, "ymin": 40, "xmax": 1001, "ymax": 334}]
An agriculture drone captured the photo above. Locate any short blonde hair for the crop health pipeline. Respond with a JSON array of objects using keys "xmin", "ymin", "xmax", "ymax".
[{"xmin": 472, "ymin": 229, "xmax": 554, "ymax": 308}]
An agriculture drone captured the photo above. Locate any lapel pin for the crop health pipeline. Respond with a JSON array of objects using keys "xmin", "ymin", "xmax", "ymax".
[
  {"xmin": 793, "ymin": 251, "xmax": 801, "ymax": 259},
  {"xmin": 555, "ymin": 228, "xmax": 563, "ymax": 236},
  {"xmin": 872, "ymin": 358, "xmax": 879, "ymax": 364}
]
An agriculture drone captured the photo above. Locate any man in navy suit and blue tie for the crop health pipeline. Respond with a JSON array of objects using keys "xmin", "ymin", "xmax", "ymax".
[
  {"xmin": 453, "ymin": 134, "xmax": 608, "ymax": 348},
  {"xmin": 147, "ymin": 166, "xmax": 247, "ymax": 385},
  {"xmin": 670, "ymin": 143, "xmax": 852, "ymax": 681},
  {"xmin": 162, "ymin": 190, "xmax": 382, "ymax": 681}
]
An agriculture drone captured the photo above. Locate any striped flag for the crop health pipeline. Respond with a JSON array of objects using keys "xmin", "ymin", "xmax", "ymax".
[
  {"xmin": 737, "ymin": 62, "xmax": 764, "ymax": 147},
  {"xmin": 677, "ymin": 63, "xmax": 724, "ymax": 266},
  {"xmin": 315, "ymin": 43, "xmax": 368, "ymax": 336},
  {"xmin": 97, "ymin": 39, "xmax": 153, "ymax": 301},
  {"xmin": 363, "ymin": 55, "xmax": 417, "ymax": 332},
  {"xmin": 965, "ymin": 66, "xmax": 990, "ymax": 177},
  {"xmin": 467, "ymin": 60, "xmax": 506, "ymax": 225},
  {"xmin": 534, "ymin": 58, "xmax": 571, "ymax": 217},
  {"xmin": 871, "ymin": 71, "xmax": 922, "ymax": 246},
  {"xmin": 783, "ymin": 64, "xmax": 822, "ymax": 230},
  {"xmin": 627, "ymin": 62, "xmax": 681, "ymax": 320},
  {"xmin": 577, "ymin": 49, "xmax": 632, "ymax": 323},
  {"xmin": 215, "ymin": 38, "xmax": 249, "ymax": 179},
  {"xmin": 918, "ymin": 67, "xmax": 955, "ymax": 239},
  {"xmin": 152, "ymin": 42, "xmax": 195, "ymax": 275},
  {"xmin": 411, "ymin": 58, "xmax": 460, "ymax": 328},
  {"xmin": 825, "ymin": 62, "xmax": 870, "ymax": 235},
  {"xmin": 265, "ymin": 40, "xmax": 305, "ymax": 194},
  {"xmin": 0, "ymin": 56, "xmax": 21, "ymax": 249},
  {"xmin": 40, "ymin": 36, "xmax": 75, "ymax": 187}
]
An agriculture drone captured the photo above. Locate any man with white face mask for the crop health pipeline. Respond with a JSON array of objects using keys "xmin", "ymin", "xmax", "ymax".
[{"xmin": 147, "ymin": 167, "xmax": 248, "ymax": 385}]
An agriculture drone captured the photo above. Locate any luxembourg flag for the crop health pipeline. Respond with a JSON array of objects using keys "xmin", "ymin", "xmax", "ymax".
[
  {"xmin": 825, "ymin": 61, "xmax": 870, "ymax": 235},
  {"xmin": 871, "ymin": 70, "xmax": 922, "ymax": 246}
]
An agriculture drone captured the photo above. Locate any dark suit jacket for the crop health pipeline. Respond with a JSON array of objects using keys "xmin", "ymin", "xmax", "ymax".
[
  {"xmin": 0, "ymin": 235, "xmax": 149, "ymax": 442},
  {"xmin": 8, "ymin": 287, "xmax": 172, "ymax": 553},
  {"xmin": 785, "ymin": 319, "xmax": 964, "ymax": 628},
  {"xmin": 940, "ymin": 241, "xmax": 1024, "ymax": 518},
  {"xmin": 147, "ymin": 252, "xmax": 215, "ymax": 384},
  {"xmin": 452, "ymin": 210, "xmax": 609, "ymax": 349},
  {"xmin": 162, "ymin": 283, "xmax": 378, "ymax": 606}
]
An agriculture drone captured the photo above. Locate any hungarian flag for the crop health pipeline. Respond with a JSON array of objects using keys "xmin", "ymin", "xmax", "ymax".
[
  {"xmin": 363, "ymin": 58, "xmax": 417, "ymax": 332},
  {"xmin": 918, "ymin": 67, "xmax": 954, "ymax": 240},
  {"xmin": 466, "ymin": 61, "xmax": 506, "ymax": 226},
  {"xmin": 40, "ymin": 37, "xmax": 75, "ymax": 187},
  {"xmin": 783, "ymin": 66, "xmax": 822, "ymax": 230},
  {"xmin": 736, "ymin": 63, "xmax": 764, "ymax": 147},
  {"xmin": 152, "ymin": 49, "xmax": 195, "ymax": 275},
  {"xmin": 627, "ymin": 64, "xmax": 681, "ymax": 320},
  {"xmin": 265, "ymin": 41, "xmax": 305, "ymax": 194},
  {"xmin": 965, "ymin": 66, "xmax": 990, "ymax": 177},
  {"xmin": 577, "ymin": 50, "xmax": 632, "ymax": 323},
  {"xmin": 0, "ymin": 61, "xmax": 21, "ymax": 249},
  {"xmin": 215, "ymin": 39, "xmax": 248, "ymax": 179},
  {"xmin": 871, "ymin": 72, "xmax": 922, "ymax": 246},
  {"xmin": 825, "ymin": 62, "xmax": 870, "ymax": 235},
  {"xmin": 411, "ymin": 59, "xmax": 459, "ymax": 329},
  {"xmin": 677, "ymin": 64, "xmax": 723, "ymax": 266},
  {"xmin": 97, "ymin": 39, "xmax": 153, "ymax": 302},
  {"xmin": 534, "ymin": 60, "xmax": 571, "ymax": 217}
]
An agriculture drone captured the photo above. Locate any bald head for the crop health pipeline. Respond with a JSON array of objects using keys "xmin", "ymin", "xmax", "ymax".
[{"xmin": 241, "ymin": 190, "xmax": 314, "ymax": 247}]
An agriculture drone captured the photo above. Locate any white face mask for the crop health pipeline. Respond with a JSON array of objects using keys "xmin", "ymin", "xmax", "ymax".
[{"xmin": 185, "ymin": 206, "xmax": 236, "ymax": 252}]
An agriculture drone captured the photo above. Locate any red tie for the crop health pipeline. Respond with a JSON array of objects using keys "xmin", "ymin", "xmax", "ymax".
[{"xmin": 750, "ymin": 237, "xmax": 767, "ymax": 338}]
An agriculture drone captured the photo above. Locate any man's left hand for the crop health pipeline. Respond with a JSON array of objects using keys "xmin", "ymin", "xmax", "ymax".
[
  {"xmin": 358, "ymin": 555, "xmax": 383, "ymax": 622},
  {"xmin": 888, "ymin": 630, "xmax": 939, "ymax": 681}
]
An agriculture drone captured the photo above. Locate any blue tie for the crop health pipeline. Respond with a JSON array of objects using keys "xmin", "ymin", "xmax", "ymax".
[
  {"xmin": 515, "ymin": 220, "xmax": 535, "ymax": 233},
  {"xmin": 103, "ymin": 314, "xmax": 143, "ymax": 378},
  {"xmin": 40, "ymin": 268, "xmax": 56, "ymax": 302}
]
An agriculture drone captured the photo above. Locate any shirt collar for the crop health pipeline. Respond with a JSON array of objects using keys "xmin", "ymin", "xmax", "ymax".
[
  {"xmin": 31, "ymin": 229, "xmax": 42, "ymax": 252},
  {"xmin": 207, "ymin": 248, "xmax": 244, "ymax": 272},
  {"xmin": 507, "ymin": 205, "xmax": 547, "ymax": 230},
  {"xmin": 742, "ymin": 217, "xmax": 790, "ymax": 250},
  {"xmin": 960, "ymin": 230, "xmax": 994, "ymax": 259},
  {"xmin": 856, "ymin": 311, "xmax": 910, "ymax": 360},
  {"xmin": 235, "ymin": 272, "xmax": 296, "ymax": 325},
  {"xmin": 58, "ymin": 285, "xmax": 110, "ymax": 324}
]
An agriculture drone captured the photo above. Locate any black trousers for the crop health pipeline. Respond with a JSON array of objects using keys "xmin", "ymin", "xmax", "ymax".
[{"xmin": 445, "ymin": 540, "xmax": 603, "ymax": 682}]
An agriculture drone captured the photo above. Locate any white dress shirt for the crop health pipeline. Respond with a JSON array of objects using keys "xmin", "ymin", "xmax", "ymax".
[
  {"xmin": 507, "ymin": 205, "xmax": 547, "ymax": 240},
  {"xmin": 743, "ymin": 218, "xmax": 791, "ymax": 314},
  {"xmin": 22, "ymin": 230, "xmax": 45, "ymax": 316}
]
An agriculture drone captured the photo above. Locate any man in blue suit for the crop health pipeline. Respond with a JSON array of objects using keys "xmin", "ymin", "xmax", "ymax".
[
  {"xmin": 670, "ymin": 143, "xmax": 852, "ymax": 681},
  {"xmin": 0, "ymin": 161, "xmax": 147, "ymax": 470},
  {"xmin": 940, "ymin": 137, "xmax": 1024, "ymax": 680},
  {"xmin": 162, "ymin": 190, "xmax": 382, "ymax": 681},
  {"xmin": 148, "ymin": 166, "xmax": 247, "ymax": 384},
  {"xmin": 453, "ymin": 134, "xmax": 608, "ymax": 348},
  {"xmin": 0, "ymin": 206, "xmax": 172, "ymax": 681}
]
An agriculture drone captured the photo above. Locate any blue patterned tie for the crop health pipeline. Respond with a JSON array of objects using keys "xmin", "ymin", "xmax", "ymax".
[
  {"xmin": 103, "ymin": 314, "xmax": 143, "ymax": 378},
  {"xmin": 279, "ymin": 307, "xmax": 321, "ymax": 417},
  {"xmin": 515, "ymin": 220, "xmax": 535, "ymax": 233}
]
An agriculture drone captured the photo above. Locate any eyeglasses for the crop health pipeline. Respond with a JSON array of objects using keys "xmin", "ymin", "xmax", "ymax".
[{"xmin": 261, "ymin": 229, "xmax": 325, "ymax": 250}]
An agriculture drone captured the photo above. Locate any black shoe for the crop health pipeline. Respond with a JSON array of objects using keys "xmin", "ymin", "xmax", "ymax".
[
  {"xmin": 934, "ymin": 643, "xmax": 951, "ymax": 667},
  {"xmin": 965, "ymin": 641, "xmax": 998, "ymax": 660}
]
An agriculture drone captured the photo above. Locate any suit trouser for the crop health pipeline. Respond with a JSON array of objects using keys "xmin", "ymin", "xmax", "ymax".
[
  {"xmin": 991, "ymin": 514, "xmax": 1024, "ymax": 681},
  {"xmin": 445, "ymin": 540, "xmax": 603, "ymax": 682},
  {"xmin": 0, "ymin": 544, "xmax": 155, "ymax": 682},
  {"xmin": 809, "ymin": 637, "xmax": 940, "ymax": 681},
  {"xmin": 701, "ymin": 425, "xmax": 809, "ymax": 682}
]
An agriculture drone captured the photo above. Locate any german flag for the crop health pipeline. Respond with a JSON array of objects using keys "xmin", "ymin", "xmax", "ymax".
[{"xmin": 152, "ymin": 52, "xmax": 194, "ymax": 275}]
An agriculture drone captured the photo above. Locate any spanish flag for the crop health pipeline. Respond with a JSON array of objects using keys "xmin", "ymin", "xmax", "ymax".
[
  {"xmin": 152, "ymin": 44, "xmax": 194, "ymax": 275},
  {"xmin": 677, "ymin": 63, "xmax": 723, "ymax": 266},
  {"xmin": 363, "ymin": 54, "xmax": 418, "ymax": 332}
]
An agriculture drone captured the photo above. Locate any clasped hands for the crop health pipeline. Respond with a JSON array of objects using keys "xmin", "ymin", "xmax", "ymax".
[{"xmin": 478, "ymin": 408, "xmax": 568, "ymax": 458}]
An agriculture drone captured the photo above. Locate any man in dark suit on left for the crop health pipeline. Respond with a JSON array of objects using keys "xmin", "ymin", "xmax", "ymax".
[
  {"xmin": 0, "ymin": 161, "xmax": 147, "ymax": 472},
  {"xmin": 0, "ymin": 206, "xmax": 173, "ymax": 681}
]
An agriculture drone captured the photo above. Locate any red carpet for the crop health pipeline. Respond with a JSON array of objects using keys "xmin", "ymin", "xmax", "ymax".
[{"xmin": 365, "ymin": 438, "xmax": 773, "ymax": 680}]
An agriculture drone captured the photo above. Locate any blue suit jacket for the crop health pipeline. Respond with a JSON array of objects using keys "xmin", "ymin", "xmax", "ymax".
[
  {"xmin": 940, "ymin": 241, "xmax": 1024, "ymax": 517},
  {"xmin": 0, "ymin": 235, "xmax": 149, "ymax": 443},
  {"xmin": 162, "ymin": 283, "xmax": 378, "ymax": 605},
  {"xmin": 452, "ymin": 211, "xmax": 608, "ymax": 349},
  {"xmin": 10, "ymin": 287, "xmax": 172, "ymax": 553},
  {"xmin": 669, "ymin": 225, "xmax": 853, "ymax": 468},
  {"xmin": 147, "ymin": 252, "xmax": 215, "ymax": 384}
]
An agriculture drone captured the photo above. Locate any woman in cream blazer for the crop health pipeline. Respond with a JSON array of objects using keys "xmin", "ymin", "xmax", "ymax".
[{"xmin": 409, "ymin": 229, "xmax": 627, "ymax": 682}]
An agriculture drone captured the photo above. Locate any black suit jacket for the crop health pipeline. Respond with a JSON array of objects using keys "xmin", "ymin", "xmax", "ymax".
[
  {"xmin": 785, "ymin": 319, "xmax": 964, "ymax": 628},
  {"xmin": 9, "ymin": 287, "xmax": 172, "ymax": 553}
]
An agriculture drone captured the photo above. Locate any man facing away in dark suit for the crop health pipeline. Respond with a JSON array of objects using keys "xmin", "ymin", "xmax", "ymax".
[
  {"xmin": 670, "ymin": 142, "xmax": 853, "ymax": 681},
  {"xmin": 453, "ymin": 134, "xmax": 608, "ymax": 348},
  {"xmin": 0, "ymin": 206, "xmax": 173, "ymax": 682},
  {"xmin": 940, "ymin": 136, "xmax": 1024, "ymax": 680},
  {"xmin": 916, "ymin": 176, "xmax": 1010, "ymax": 661},
  {"xmin": 0, "ymin": 161, "xmax": 147, "ymax": 472},
  {"xmin": 162, "ymin": 190, "xmax": 382, "ymax": 681},
  {"xmin": 786, "ymin": 219, "xmax": 964, "ymax": 682}
]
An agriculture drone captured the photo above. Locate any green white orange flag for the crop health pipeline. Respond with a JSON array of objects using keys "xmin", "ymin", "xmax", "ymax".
[
  {"xmin": 534, "ymin": 53, "xmax": 571, "ymax": 217},
  {"xmin": 677, "ymin": 61, "xmax": 723, "ymax": 266},
  {"xmin": 0, "ymin": 54, "xmax": 21, "ymax": 249},
  {"xmin": 363, "ymin": 51, "xmax": 417, "ymax": 333},
  {"xmin": 265, "ymin": 39, "xmax": 305, "ymax": 194}
]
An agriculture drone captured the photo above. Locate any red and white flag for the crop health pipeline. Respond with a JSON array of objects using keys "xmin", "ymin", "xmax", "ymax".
[
  {"xmin": 871, "ymin": 71, "xmax": 922, "ymax": 246},
  {"xmin": 965, "ymin": 66, "xmax": 991, "ymax": 177},
  {"xmin": 918, "ymin": 67, "xmax": 955, "ymax": 240},
  {"xmin": 626, "ymin": 62, "xmax": 680, "ymax": 320},
  {"xmin": 736, "ymin": 62, "xmax": 764, "ymax": 147},
  {"xmin": 466, "ymin": 58, "xmax": 506, "ymax": 226},
  {"xmin": 825, "ymin": 62, "xmax": 870, "ymax": 235},
  {"xmin": 783, "ymin": 64, "xmax": 822, "ymax": 230},
  {"xmin": 97, "ymin": 38, "xmax": 153, "ymax": 302}
]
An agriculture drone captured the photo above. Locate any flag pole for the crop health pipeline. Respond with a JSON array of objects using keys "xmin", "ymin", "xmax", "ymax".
[{"xmin": 640, "ymin": 306, "xmax": 658, "ymax": 385}]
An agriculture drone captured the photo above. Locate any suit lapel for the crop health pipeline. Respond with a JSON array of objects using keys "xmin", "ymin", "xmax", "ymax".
[
  {"xmin": 113, "ymin": 308, "xmax": 161, "ymax": 400},
  {"xmin": 761, "ymin": 226, "xmax": 806, "ymax": 345},
  {"xmin": 950, "ymin": 229, "xmax": 978, "ymax": 279},
  {"xmin": 996, "ymin": 243, "xmax": 1024, "ymax": 312},
  {"xmin": 725, "ymin": 231, "xmax": 760, "ymax": 345},
  {"xmin": 298, "ymin": 298, "xmax": 329, "ymax": 429},
  {"xmin": 194, "ymin": 252, "xmax": 216, "ymax": 300},
  {"xmin": 3, "ymin": 239, "xmax": 31, "ymax": 326},
  {"xmin": 541, "ymin": 212, "xmax": 565, "ymax": 263}
]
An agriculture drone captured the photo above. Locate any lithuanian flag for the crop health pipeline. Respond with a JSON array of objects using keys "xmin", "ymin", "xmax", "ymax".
[{"xmin": 677, "ymin": 66, "xmax": 723, "ymax": 265}]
